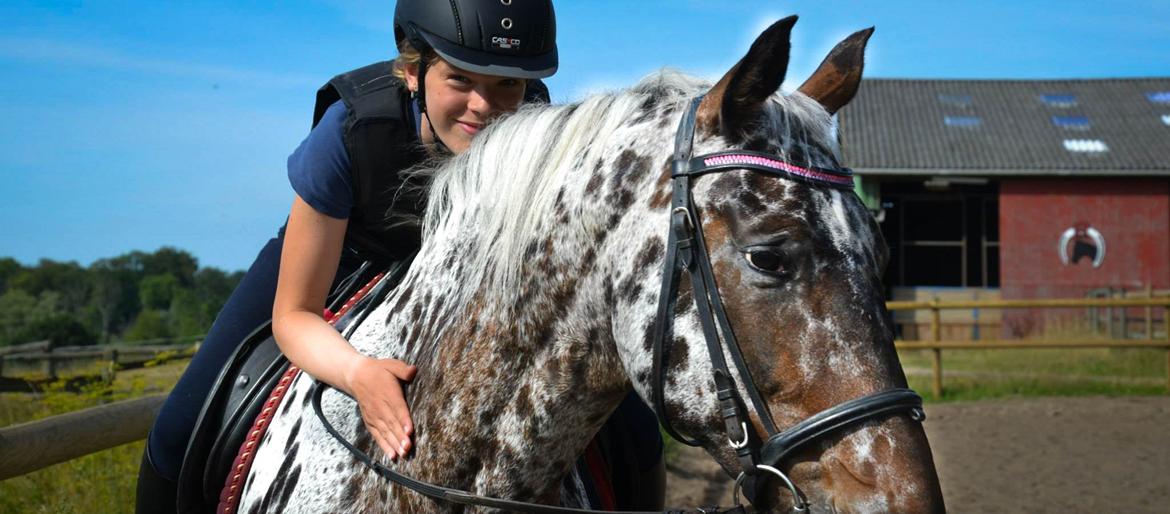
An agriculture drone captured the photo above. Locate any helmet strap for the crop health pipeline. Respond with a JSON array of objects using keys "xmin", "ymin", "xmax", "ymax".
[{"xmin": 415, "ymin": 58, "xmax": 452, "ymax": 156}]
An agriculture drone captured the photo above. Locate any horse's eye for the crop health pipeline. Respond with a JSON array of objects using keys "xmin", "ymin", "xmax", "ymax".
[{"xmin": 744, "ymin": 249, "xmax": 785, "ymax": 274}]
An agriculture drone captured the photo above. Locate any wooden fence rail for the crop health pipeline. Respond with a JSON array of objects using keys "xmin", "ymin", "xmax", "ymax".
[
  {"xmin": 0, "ymin": 343, "xmax": 198, "ymax": 382},
  {"xmin": 0, "ymin": 394, "xmax": 166, "ymax": 480},
  {"xmin": 890, "ymin": 297, "xmax": 1170, "ymax": 397}
]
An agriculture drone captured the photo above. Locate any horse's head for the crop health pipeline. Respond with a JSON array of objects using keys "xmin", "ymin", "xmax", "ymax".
[{"xmin": 623, "ymin": 17, "xmax": 945, "ymax": 513}]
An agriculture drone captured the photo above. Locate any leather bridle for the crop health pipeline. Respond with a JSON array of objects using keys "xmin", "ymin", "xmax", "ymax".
[
  {"xmin": 650, "ymin": 96, "xmax": 925, "ymax": 511},
  {"xmin": 309, "ymin": 94, "xmax": 926, "ymax": 513}
]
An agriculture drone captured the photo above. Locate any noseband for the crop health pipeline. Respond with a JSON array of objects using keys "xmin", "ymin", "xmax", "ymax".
[{"xmin": 649, "ymin": 96, "xmax": 925, "ymax": 511}]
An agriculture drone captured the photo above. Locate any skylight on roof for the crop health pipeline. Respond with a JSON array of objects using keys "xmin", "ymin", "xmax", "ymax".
[
  {"xmin": 1147, "ymin": 91, "xmax": 1170, "ymax": 104},
  {"xmin": 1162, "ymin": 115, "xmax": 1170, "ymax": 126},
  {"xmin": 1063, "ymin": 139, "xmax": 1108, "ymax": 153},
  {"xmin": 938, "ymin": 94, "xmax": 972, "ymax": 107},
  {"xmin": 1041, "ymin": 94, "xmax": 1077, "ymax": 107},
  {"xmin": 944, "ymin": 115, "xmax": 981, "ymax": 127},
  {"xmin": 1052, "ymin": 115, "xmax": 1090, "ymax": 129}
]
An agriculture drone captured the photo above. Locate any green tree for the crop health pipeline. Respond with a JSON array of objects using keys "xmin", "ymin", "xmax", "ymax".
[
  {"xmin": 11, "ymin": 314, "xmax": 97, "ymax": 347},
  {"xmin": 0, "ymin": 289, "xmax": 38, "ymax": 345},
  {"xmin": 169, "ymin": 289, "xmax": 206, "ymax": 337},
  {"xmin": 193, "ymin": 267, "xmax": 242, "ymax": 326},
  {"xmin": 88, "ymin": 260, "xmax": 140, "ymax": 341},
  {"xmin": 0, "ymin": 290, "xmax": 66, "ymax": 346},
  {"xmin": 139, "ymin": 274, "xmax": 179, "ymax": 311},
  {"xmin": 142, "ymin": 247, "xmax": 199, "ymax": 288},
  {"xmin": 0, "ymin": 257, "xmax": 22, "ymax": 293},
  {"xmin": 124, "ymin": 310, "xmax": 172, "ymax": 343},
  {"xmin": 8, "ymin": 259, "xmax": 90, "ymax": 314}
]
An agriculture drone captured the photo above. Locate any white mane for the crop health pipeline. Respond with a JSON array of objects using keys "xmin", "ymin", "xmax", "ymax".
[{"xmin": 417, "ymin": 69, "xmax": 838, "ymax": 314}]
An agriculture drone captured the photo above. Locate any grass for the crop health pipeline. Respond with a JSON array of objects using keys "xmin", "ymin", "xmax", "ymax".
[
  {"xmin": 4, "ymin": 344, "xmax": 1169, "ymax": 510},
  {"xmin": 897, "ymin": 346, "xmax": 1169, "ymax": 402},
  {"xmin": 0, "ymin": 359, "xmax": 187, "ymax": 514}
]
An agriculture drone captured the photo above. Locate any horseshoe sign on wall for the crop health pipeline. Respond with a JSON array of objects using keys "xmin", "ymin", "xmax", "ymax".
[{"xmin": 1058, "ymin": 223, "xmax": 1106, "ymax": 268}]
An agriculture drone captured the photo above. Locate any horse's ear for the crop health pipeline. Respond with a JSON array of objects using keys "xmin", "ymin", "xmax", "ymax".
[
  {"xmin": 797, "ymin": 27, "xmax": 874, "ymax": 114},
  {"xmin": 696, "ymin": 15, "xmax": 797, "ymax": 139}
]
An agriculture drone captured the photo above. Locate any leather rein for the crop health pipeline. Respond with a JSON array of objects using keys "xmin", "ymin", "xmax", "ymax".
[{"xmin": 310, "ymin": 95, "xmax": 925, "ymax": 513}]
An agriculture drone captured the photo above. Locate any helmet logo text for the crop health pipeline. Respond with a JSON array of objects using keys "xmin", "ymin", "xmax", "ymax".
[{"xmin": 491, "ymin": 36, "xmax": 521, "ymax": 50}]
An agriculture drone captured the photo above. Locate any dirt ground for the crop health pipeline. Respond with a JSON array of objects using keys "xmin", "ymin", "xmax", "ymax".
[{"xmin": 664, "ymin": 395, "xmax": 1170, "ymax": 513}]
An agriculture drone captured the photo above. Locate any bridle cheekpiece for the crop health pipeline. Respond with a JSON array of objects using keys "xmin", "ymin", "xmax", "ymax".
[{"xmin": 649, "ymin": 96, "xmax": 925, "ymax": 511}]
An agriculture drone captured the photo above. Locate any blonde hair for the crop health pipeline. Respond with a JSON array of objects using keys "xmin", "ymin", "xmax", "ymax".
[{"xmin": 392, "ymin": 40, "xmax": 440, "ymax": 82}]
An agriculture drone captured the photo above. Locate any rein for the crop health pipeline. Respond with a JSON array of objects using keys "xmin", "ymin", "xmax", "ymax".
[
  {"xmin": 650, "ymin": 96, "xmax": 925, "ymax": 511},
  {"xmin": 310, "ymin": 95, "xmax": 925, "ymax": 513},
  {"xmin": 311, "ymin": 382, "xmax": 743, "ymax": 514}
]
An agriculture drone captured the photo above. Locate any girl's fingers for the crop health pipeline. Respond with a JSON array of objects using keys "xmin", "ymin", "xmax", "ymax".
[
  {"xmin": 382, "ymin": 359, "xmax": 418, "ymax": 382},
  {"xmin": 386, "ymin": 386, "xmax": 414, "ymax": 438},
  {"xmin": 380, "ymin": 408, "xmax": 409, "ymax": 455},
  {"xmin": 365, "ymin": 419, "xmax": 397, "ymax": 460}
]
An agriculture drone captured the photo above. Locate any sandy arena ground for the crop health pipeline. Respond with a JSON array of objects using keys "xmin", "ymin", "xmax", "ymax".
[{"xmin": 664, "ymin": 395, "xmax": 1170, "ymax": 513}]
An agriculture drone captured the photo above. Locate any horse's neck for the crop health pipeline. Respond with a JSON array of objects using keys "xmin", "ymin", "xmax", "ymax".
[{"xmin": 341, "ymin": 108, "xmax": 678, "ymax": 504}]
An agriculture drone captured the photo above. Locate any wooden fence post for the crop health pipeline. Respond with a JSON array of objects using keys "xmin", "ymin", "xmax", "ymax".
[
  {"xmin": 1145, "ymin": 284, "xmax": 1153, "ymax": 340},
  {"xmin": 1120, "ymin": 289, "xmax": 1129, "ymax": 339},
  {"xmin": 931, "ymin": 297, "xmax": 943, "ymax": 398},
  {"xmin": 1106, "ymin": 288, "xmax": 1114, "ymax": 338},
  {"xmin": 102, "ymin": 348, "xmax": 118, "ymax": 383}
]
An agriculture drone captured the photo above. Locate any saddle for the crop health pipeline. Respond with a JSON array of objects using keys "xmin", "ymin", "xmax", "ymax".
[{"xmin": 176, "ymin": 257, "xmax": 410, "ymax": 514}]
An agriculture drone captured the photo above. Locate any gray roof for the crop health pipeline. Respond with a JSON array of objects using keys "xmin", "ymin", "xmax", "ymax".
[{"xmin": 837, "ymin": 78, "xmax": 1170, "ymax": 176}]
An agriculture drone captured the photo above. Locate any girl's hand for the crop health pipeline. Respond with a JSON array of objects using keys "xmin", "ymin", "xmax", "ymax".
[{"xmin": 344, "ymin": 356, "xmax": 418, "ymax": 460}]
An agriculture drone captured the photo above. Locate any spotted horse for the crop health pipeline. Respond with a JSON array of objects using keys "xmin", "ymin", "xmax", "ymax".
[{"xmin": 237, "ymin": 16, "xmax": 946, "ymax": 514}]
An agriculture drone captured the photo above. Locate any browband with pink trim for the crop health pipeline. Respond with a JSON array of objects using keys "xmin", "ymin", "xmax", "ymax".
[{"xmin": 680, "ymin": 150, "xmax": 855, "ymax": 189}]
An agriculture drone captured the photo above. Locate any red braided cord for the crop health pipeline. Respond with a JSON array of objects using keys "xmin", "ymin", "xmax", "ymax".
[{"xmin": 215, "ymin": 272, "xmax": 385, "ymax": 514}]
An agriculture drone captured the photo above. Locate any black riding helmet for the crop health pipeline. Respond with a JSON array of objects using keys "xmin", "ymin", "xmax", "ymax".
[{"xmin": 394, "ymin": 0, "xmax": 558, "ymax": 80}]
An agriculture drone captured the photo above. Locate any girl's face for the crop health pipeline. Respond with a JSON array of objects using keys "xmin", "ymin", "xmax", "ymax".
[{"xmin": 404, "ymin": 58, "xmax": 527, "ymax": 154}]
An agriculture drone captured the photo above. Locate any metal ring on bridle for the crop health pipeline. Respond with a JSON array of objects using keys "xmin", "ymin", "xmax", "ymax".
[{"xmin": 734, "ymin": 465, "xmax": 810, "ymax": 513}]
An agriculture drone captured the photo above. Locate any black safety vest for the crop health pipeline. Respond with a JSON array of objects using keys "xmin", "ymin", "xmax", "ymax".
[{"xmin": 311, "ymin": 61, "xmax": 550, "ymax": 262}]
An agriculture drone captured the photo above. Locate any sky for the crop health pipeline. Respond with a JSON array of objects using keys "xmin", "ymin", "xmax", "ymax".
[{"xmin": 1, "ymin": 0, "xmax": 1168, "ymax": 271}]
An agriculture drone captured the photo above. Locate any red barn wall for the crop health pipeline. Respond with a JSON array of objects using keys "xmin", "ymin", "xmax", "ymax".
[{"xmin": 999, "ymin": 178, "xmax": 1169, "ymax": 336}]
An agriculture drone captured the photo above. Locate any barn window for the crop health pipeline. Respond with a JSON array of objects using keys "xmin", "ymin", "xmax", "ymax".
[
  {"xmin": 878, "ymin": 182, "xmax": 1000, "ymax": 289},
  {"xmin": 1040, "ymin": 94, "xmax": 1077, "ymax": 107},
  {"xmin": 1147, "ymin": 91, "xmax": 1170, "ymax": 104},
  {"xmin": 944, "ymin": 115, "xmax": 981, "ymax": 127},
  {"xmin": 1052, "ymin": 115, "xmax": 1090, "ymax": 129},
  {"xmin": 1062, "ymin": 139, "xmax": 1109, "ymax": 153},
  {"xmin": 938, "ymin": 94, "xmax": 972, "ymax": 107}
]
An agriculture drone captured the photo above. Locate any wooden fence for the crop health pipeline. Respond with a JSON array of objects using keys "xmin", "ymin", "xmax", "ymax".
[
  {"xmin": 0, "ymin": 340, "xmax": 200, "ymax": 386},
  {"xmin": 890, "ymin": 297, "xmax": 1170, "ymax": 397},
  {"xmin": 1, "ymin": 298, "xmax": 1168, "ymax": 480}
]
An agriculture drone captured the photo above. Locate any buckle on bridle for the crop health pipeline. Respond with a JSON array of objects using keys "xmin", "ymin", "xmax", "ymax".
[{"xmin": 728, "ymin": 421, "xmax": 750, "ymax": 449}]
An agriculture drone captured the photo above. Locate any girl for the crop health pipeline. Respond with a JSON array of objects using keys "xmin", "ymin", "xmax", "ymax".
[{"xmin": 137, "ymin": 1, "xmax": 662, "ymax": 511}]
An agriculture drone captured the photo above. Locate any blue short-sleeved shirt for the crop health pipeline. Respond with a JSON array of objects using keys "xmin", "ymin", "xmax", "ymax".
[{"xmin": 287, "ymin": 100, "xmax": 353, "ymax": 219}]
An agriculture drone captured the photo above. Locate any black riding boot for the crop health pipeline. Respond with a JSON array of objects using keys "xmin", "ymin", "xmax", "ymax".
[{"xmin": 135, "ymin": 443, "xmax": 178, "ymax": 514}]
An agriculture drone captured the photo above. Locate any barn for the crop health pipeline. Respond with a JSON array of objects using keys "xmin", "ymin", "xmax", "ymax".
[{"xmin": 838, "ymin": 78, "xmax": 1170, "ymax": 338}]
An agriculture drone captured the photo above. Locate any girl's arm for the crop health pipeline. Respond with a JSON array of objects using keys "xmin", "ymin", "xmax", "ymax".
[{"xmin": 272, "ymin": 195, "xmax": 417, "ymax": 460}]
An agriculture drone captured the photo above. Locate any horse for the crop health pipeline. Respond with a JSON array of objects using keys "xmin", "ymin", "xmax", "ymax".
[{"xmin": 237, "ymin": 16, "xmax": 945, "ymax": 513}]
